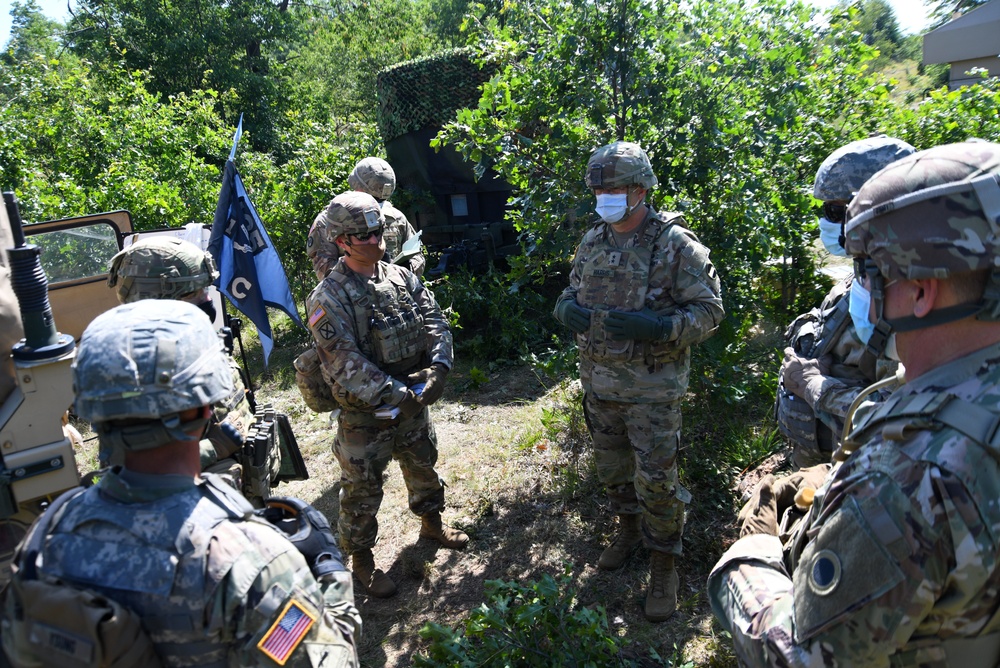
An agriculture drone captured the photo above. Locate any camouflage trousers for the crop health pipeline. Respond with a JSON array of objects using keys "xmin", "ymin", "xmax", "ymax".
[
  {"xmin": 333, "ymin": 407, "xmax": 445, "ymax": 554},
  {"xmin": 583, "ymin": 393, "xmax": 689, "ymax": 555}
]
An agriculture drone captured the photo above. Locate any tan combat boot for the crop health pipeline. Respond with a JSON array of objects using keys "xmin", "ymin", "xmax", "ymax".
[
  {"xmin": 351, "ymin": 549, "xmax": 397, "ymax": 598},
  {"xmin": 645, "ymin": 550, "xmax": 678, "ymax": 622},
  {"xmin": 598, "ymin": 514, "xmax": 642, "ymax": 571},
  {"xmin": 419, "ymin": 511, "xmax": 469, "ymax": 549}
]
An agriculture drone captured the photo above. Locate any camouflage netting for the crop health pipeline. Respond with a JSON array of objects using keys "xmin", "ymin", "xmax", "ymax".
[{"xmin": 376, "ymin": 48, "xmax": 497, "ymax": 143}]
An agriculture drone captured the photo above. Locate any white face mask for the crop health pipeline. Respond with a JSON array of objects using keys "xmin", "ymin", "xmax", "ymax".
[
  {"xmin": 818, "ymin": 216, "xmax": 846, "ymax": 257},
  {"xmin": 595, "ymin": 193, "xmax": 629, "ymax": 224}
]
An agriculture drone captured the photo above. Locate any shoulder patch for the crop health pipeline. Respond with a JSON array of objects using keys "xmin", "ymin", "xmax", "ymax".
[
  {"xmin": 258, "ymin": 598, "xmax": 316, "ymax": 665},
  {"xmin": 308, "ymin": 306, "xmax": 326, "ymax": 328}
]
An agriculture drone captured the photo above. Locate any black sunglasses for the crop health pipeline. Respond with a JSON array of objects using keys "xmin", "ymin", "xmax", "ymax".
[
  {"xmin": 823, "ymin": 202, "xmax": 847, "ymax": 224},
  {"xmin": 350, "ymin": 228, "xmax": 384, "ymax": 242}
]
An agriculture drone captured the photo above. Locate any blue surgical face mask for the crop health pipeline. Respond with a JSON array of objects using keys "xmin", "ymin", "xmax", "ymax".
[
  {"xmin": 595, "ymin": 193, "xmax": 629, "ymax": 223},
  {"xmin": 849, "ymin": 278, "xmax": 875, "ymax": 345},
  {"xmin": 818, "ymin": 216, "xmax": 846, "ymax": 257}
]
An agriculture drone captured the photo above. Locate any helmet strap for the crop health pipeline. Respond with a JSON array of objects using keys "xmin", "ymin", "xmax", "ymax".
[{"xmin": 100, "ymin": 411, "xmax": 213, "ymax": 452}]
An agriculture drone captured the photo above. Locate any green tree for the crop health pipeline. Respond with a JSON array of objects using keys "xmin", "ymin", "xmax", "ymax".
[
  {"xmin": 835, "ymin": 0, "xmax": 903, "ymax": 63},
  {"xmin": 64, "ymin": 0, "xmax": 303, "ymax": 152},
  {"xmin": 285, "ymin": 0, "xmax": 446, "ymax": 122},
  {"xmin": 2, "ymin": 0, "xmax": 64, "ymax": 62}
]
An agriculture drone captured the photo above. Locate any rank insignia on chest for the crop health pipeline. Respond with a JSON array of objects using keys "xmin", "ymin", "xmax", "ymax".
[
  {"xmin": 607, "ymin": 251, "xmax": 622, "ymax": 267},
  {"xmin": 258, "ymin": 599, "xmax": 316, "ymax": 665}
]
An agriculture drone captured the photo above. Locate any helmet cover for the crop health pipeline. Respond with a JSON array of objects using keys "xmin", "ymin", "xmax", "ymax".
[
  {"xmin": 73, "ymin": 300, "xmax": 232, "ymax": 424},
  {"xmin": 348, "ymin": 157, "xmax": 396, "ymax": 201},
  {"xmin": 814, "ymin": 135, "xmax": 916, "ymax": 202},
  {"xmin": 585, "ymin": 142, "xmax": 658, "ymax": 190},
  {"xmin": 845, "ymin": 139, "xmax": 1000, "ymax": 282},
  {"xmin": 108, "ymin": 237, "xmax": 218, "ymax": 303},
  {"xmin": 318, "ymin": 192, "xmax": 384, "ymax": 242}
]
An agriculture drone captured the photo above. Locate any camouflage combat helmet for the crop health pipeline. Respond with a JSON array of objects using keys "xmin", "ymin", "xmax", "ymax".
[
  {"xmin": 73, "ymin": 300, "xmax": 233, "ymax": 450},
  {"xmin": 108, "ymin": 237, "xmax": 218, "ymax": 304},
  {"xmin": 319, "ymin": 191, "xmax": 384, "ymax": 242},
  {"xmin": 585, "ymin": 142, "xmax": 658, "ymax": 190},
  {"xmin": 814, "ymin": 135, "xmax": 915, "ymax": 202},
  {"xmin": 845, "ymin": 140, "xmax": 1000, "ymax": 283},
  {"xmin": 348, "ymin": 157, "xmax": 396, "ymax": 201}
]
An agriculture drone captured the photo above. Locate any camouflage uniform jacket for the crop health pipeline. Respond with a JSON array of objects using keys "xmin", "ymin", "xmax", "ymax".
[
  {"xmin": 305, "ymin": 260, "xmax": 452, "ymax": 410},
  {"xmin": 709, "ymin": 342, "xmax": 1000, "ymax": 667},
  {"xmin": 558, "ymin": 207, "xmax": 724, "ymax": 403},
  {"xmin": 27, "ymin": 469, "xmax": 361, "ymax": 667},
  {"xmin": 785, "ymin": 275, "xmax": 899, "ymax": 432},
  {"xmin": 307, "ymin": 201, "xmax": 424, "ymax": 281}
]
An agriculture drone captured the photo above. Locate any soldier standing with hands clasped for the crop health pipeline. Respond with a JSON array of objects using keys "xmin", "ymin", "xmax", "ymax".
[
  {"xmin": 305, "ymin": 191, "xmax": 465, "ymax": 600},
  {"xmin": 1, "ymin": 300, "xmax": 360, "ymax": 667},
  {"xmin": 710, "ymin": 140, "xmax": 1000, "ymax": 666},
  {"xmin": 553, "ymin": 141, "xmax": 724, "ymax": 621}
]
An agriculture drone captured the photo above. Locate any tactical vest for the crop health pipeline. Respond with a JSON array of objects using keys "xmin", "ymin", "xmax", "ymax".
[
  {"xmin": 3, "ymin": 487, "xmax": 163, "ymax": 668},
  {"xmin": 37, "ymin": 476, "xmax": 255, "ymax": 667},
  {"xmin": 774, "ymin": 277, "xmax": 860, "ymax": 462},
  {"xmin": 309, "ymin": 265, "xmax": 426, "ymax": 412},
  {"xmin": 575, "ymin": 214, "xmax": 680, "ymax": 364}
]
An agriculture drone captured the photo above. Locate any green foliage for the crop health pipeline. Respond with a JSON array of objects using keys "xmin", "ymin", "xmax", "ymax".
[
  {"xmin": 2, "ymin": 0, "xmax": 63, "ymax": 63},
  {"xmin": 65, "ymin": 0, "xmax": 302, "ymax": 152},
  {"xmin": 0, "ymin": 53, "xmax": 230, "ymax": 225},
  {"xmin": 415, "ymin": 568, "xmax": 664, "ymax": 667},
  {"xmin": 430, "ymin": 266, "xmax": 554, "ymax": 359},
  {"xmin": 436, "ymin": 0, "xmax": 890, "ymax": 404},
  {"xmin": 286, "ymin": 0, "xmax": 454, "ymax": 123},
  {"xmin": 883, "ymin": 77, "xmax": 1000, "ymax": 147}
]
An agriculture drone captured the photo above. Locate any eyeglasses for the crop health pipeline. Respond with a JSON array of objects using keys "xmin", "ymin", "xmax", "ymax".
[
  {"xmin": 350, "ymin": 228, "xmax": 383, "ymax": 243},
  {"xmin": 823, "ymin": 202, "xmax": 847, "ymax": 224}
]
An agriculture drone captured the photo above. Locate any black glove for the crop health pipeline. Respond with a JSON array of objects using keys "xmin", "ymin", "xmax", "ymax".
[
  {"xmin": 416, "ymin": 363, "xmax": 449, "ymax": 406},
  {"xmin": 256, "ymin": 497, "xmax": 346, "ymax": 580},
  {"xmin": 396, "ymin": 389, "xmax": 424, "ymax": 419},
  {"xmin": 553, "ymin": 299, "xmax": 591, "ymax": 334},
  {"xmin": 604, "ymin": 308, "xmax": 670, "ymax": 341}
]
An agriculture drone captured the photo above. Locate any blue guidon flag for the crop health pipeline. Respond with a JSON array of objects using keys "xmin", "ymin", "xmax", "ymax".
[
  {"xmin": 209, "ymin": 115, "xmax": 303, "ymax": 366},
  {"xmin": 257, "ymin": 599, "xmax": 316, "ymax": 664}
]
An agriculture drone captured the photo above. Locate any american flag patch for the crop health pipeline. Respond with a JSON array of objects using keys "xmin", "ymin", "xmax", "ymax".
[
  {"xmin": 308, "ymin": 306, "xmax": 326, "ymax": 327},
  {"xmin": 257, "ymin": 599, "xmax": 316, "ymax": 665}
]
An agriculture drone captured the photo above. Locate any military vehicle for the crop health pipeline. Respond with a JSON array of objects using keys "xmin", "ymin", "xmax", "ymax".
[{"xmin": 376, "ymin": 48, "xmax": 519, "ymax": 275}]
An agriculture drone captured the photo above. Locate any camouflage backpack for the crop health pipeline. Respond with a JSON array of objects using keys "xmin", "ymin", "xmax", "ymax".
[{"xmin": 293, "ymin": 344, "xmax": 338, "ymax": 413}]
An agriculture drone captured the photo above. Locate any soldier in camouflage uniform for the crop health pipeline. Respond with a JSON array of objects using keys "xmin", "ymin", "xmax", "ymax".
[
  {"xmin": 553, "ymin": 142, "xmax": 724, "ymax": 622},
  {"xmin": 2, "ymin": 301, "xmax": 360, "ymax": 667},
  {"xmin": 106, "ymin": 237, "xmax": 255, "ymax": 491},
  {"xmin": 306, "ymin": 191, "xmax": 464, "ymax": 599},
  {"xmin": 307, "ymin": 157, "xmax": 425, "ymax": 281},
  {"xmin": 777, "ymin": 136, "xmax": 914, "ymax": 468},
  {"xmin": 710, "ymin": 140, "xmax": 1000, "ymax": 666}
]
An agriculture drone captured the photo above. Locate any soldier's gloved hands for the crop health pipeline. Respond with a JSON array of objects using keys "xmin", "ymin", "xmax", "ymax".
[
  {"xmin": 553, "ymin": 299, "xmax": 591, "ymax": 334},
  {"xmin": 256, "ymin": 497, "xmax": 347, "ymax": 580},
  {"xmin": 604, "ymin": 308, "xmax": 671, "ymax": 341},
  {"xmin": 396, "ymin": 389, "xmax": 424, "ymax": 419},
  {"xmin": 781, "ymin": 348, "xmax": 831, "ymax": 402},
  {"xmin": 738, "ymin": 464, "xmax": 831, "ymax": 538},
  {"xmin": 417, "ymin": 364, "xmax": 449, "ymax": 406}
]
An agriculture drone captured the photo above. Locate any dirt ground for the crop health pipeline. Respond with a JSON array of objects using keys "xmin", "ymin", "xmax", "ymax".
[{"xmin": 259, "ymin": 357, "xmax": 744, "ymax": 667}]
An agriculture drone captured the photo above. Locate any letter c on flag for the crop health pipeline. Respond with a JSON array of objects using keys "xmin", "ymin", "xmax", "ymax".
[{"xmin": 231, "ymin": 277, "xmax": 253, "ymax": 299}]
